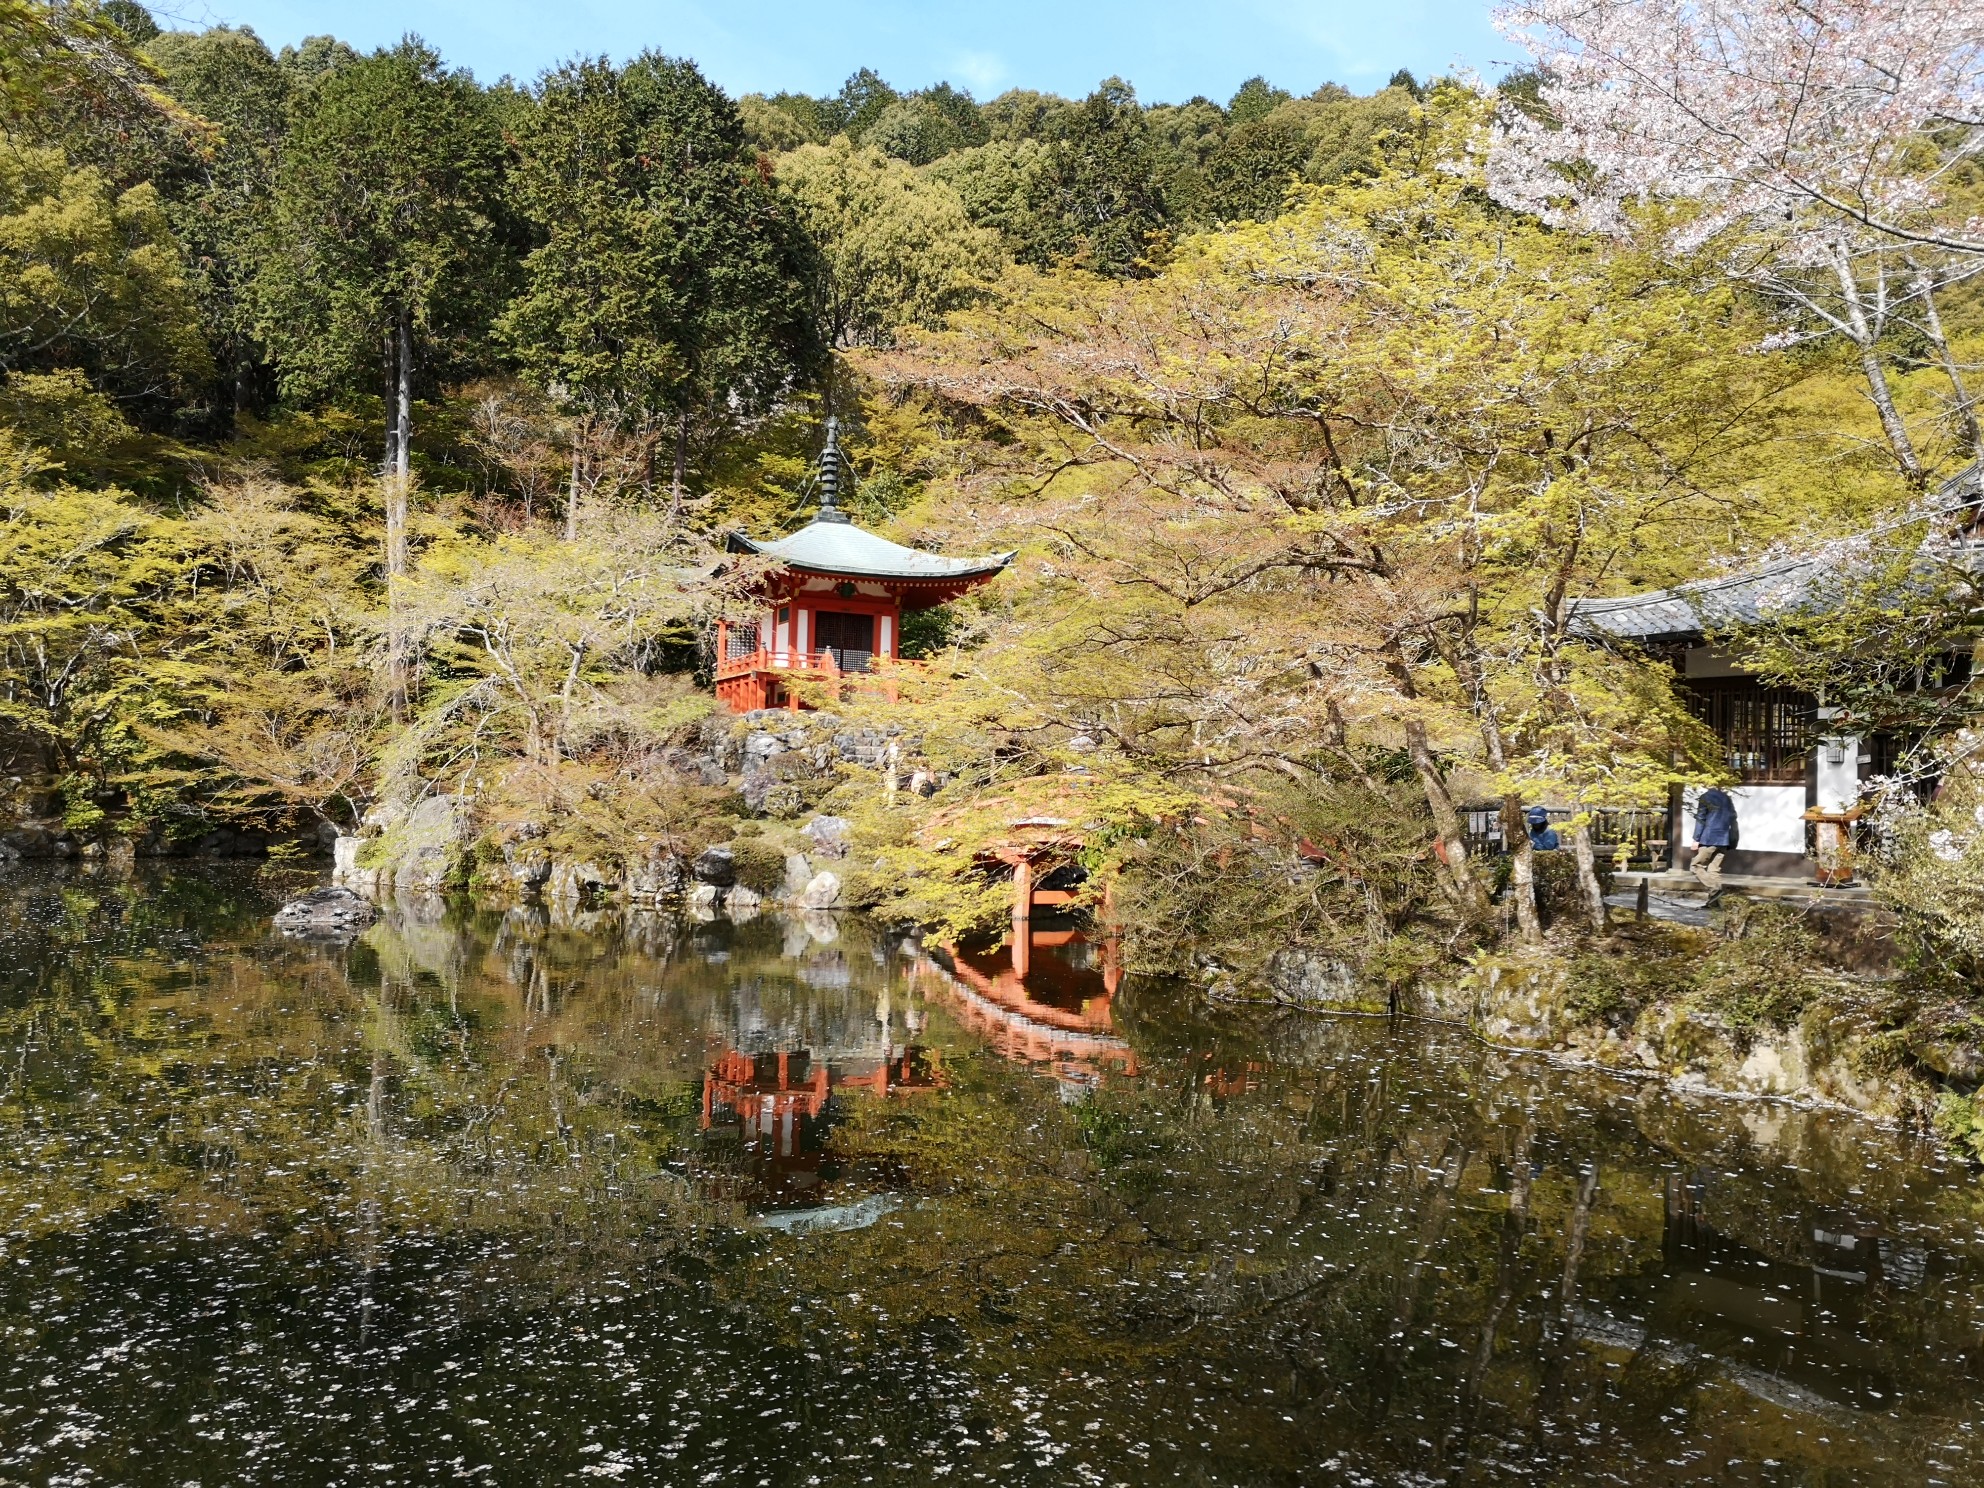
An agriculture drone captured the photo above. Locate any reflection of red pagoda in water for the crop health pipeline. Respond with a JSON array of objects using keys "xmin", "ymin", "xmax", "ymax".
[{"xmin": 698, "ymin": 1045, "xmax": 943, "ymax": 1210}]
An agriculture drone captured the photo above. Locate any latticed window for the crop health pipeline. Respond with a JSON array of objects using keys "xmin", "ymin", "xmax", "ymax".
[
  {"xmin": 1682, "ymin": 679, "xmax": 1815, "ymax": 783},
  {"xmin": 725, "ymin": 621, "xmax": 760, "ymax": 659}
]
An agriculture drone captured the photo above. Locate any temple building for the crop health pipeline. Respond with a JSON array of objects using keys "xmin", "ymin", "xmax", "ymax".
[
  {"xmin": 1570, "ymin": 463, "xmax": 1982, "ymax": 880},
  {"xmin": 714, "ymin": 419, "xmax": 1012, "ymax": 713}
]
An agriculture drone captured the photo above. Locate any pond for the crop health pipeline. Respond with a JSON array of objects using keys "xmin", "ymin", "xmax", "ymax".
[{"xmin": 2, "ymin": 864, "xmax": 1982, "ymax": 1486}]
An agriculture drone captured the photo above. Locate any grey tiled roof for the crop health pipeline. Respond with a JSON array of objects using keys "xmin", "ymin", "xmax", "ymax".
[
  {"xmin": 1569, "ymin": 554, "xmax": 1838, "ymax": 642},
  {"xmin": 1571, "ymin": 465, "xmax": 1983, "ymax": 644}
]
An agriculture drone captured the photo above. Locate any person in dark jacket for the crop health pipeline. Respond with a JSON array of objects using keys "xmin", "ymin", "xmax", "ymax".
[
  {"xmin": 1690, "ymin": 786, "xmax": 1739, "ymax": 894},
  {"xmin": 1525, "ymin": 805, "xmax": 1560, "ymax": 852}
]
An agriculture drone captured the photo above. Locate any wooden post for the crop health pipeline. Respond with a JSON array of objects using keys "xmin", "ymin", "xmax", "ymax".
[{"xmin": 1011, "ymin": 857, "xmax": 1033, "ymax": 978}]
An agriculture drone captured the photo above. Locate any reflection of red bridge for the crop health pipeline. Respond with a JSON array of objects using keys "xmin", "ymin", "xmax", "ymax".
[{"xmin": 914, "ymin": 938, "xmax": 1139, "ymax": 1088}]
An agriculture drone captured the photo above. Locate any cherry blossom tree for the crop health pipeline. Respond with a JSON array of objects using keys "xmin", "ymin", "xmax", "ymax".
[
  {"xmin": 1488, "ymin": 0, "xmax": 1984, "ymax": 483},
  {"xmin": 1489, "ymin": 0, "xmax": 1983, "ymax": 252}
]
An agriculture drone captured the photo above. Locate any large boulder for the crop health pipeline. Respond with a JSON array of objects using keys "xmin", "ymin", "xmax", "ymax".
[
  {"xmin": 782, "ymin": 853, "xmax": 815, "ymax": 897},
  {"xmin": 1264, "ymin": 949, "xmax": 1378, "ymax": 1012},
  {"xmin": 394, "ymin": 795, "xmax": 471, "ymax": 890},
  {"xmin": 273, "ymin": 886, "xmax": 377, "ymax": 937},
  {"xmin": 798, "ymin": 871, "xmax": 842, "ymax": 911},
  {"xmin": 332, "ymin": 834, "xmax": 363, "ymax": 876},
  {"xmin": 627, "ymin": 850, "xmax": 686, "ymax": 902},
  {"xmin": 738, "ymin": 766, "xmax": 779, "ymax": 815},
  {"xmin": 801, "ymin": 816, "xmax": 852, "ymax": 860},
  {"xmin": 546, "ymin": 859, "xmax": 611, "ymax": 907},
  {"xmin": 501, "ymin": 839, "xmax": 553, "ymax": 892},
  {"xmin": 334, "ymin": 794, "xmax": 471, "ymax": 893},
  {"xmin": 1, "ymin": 821, "xmax": 65, "ymax": 857},
  {"xmin": 693, "ymin": 846, "xmax": 736, "ymax": 887}
]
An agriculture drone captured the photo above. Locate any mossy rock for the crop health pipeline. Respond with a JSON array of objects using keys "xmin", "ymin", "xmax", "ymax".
[{"xmin": 728, "ymin": 838, "xmax": 788, "ymax": 895}]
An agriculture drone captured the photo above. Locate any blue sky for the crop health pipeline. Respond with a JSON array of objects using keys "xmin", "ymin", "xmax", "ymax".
[{"xmin": 167, "ymin": 1, "xmax": 1508, "ymax": 102}]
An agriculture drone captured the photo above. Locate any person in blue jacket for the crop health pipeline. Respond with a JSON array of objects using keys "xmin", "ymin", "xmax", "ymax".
[
  {"xmin": 1525, "ymin": 806, "xmax": 1560, "ymax": 852},
  {"xmin": 1690, "ymin": 786, "xmax": 1739, "ymax": 895}
]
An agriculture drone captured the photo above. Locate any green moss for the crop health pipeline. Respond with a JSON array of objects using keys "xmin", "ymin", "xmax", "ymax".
[
  {"xmin": 728, "ymin": 839, "xmax": 787, "ymax": 895},
  {"xmin": 1849, "ymin": 1027, "xmax": 1912, "ymax": 1078},
  {"xmin": 1563, "ymin": 942, "xmax": 1680, "ymax": 1029},
  {"xmin": 1687, "ymin": 903, "xmax": 1824, "ymax": 1044},
  {"xmin": 1935, "ymin": 1093, "xmax": 1984, "ymax": 1166}
]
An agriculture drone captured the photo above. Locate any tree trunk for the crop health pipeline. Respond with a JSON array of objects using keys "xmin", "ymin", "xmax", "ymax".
[
  {"xmin": 565, "ymin": 425, "xmax": 583, "ymax": 543},
  {"xmin": 1833, "ymin": 245, "xmax": 1924, "ymax": 486},
  {"xmin": 394, "ymin": 310, "xmax": 413, "ymax": 484},
  {"xmin": 1858, "ymin": 344, "xmax": 1924, "ymax": 487},
  {"xmin": 1502, "ymin": 795, "xmax": 1542, "ymax": 942},
  {"xmin": 1404, "ymin": 717, "xmax": 1488, "ymax": 920},
  {"xmin": 1567, "ymin": 814, "xmax": 1608, "ymax": 934},
  {"xmin": 669, "ymin": 411, "xmax": 688, "ymax": 522},
  {"xmin": 1914, "ymin": 273, "xmax": 1981, "ymax": 458},
  {"xmin": 382, "ymin": 328, "xmax": 399, "ymax": 477},
  {"xmin": 383, "ymin": 480, "xmax": 409, "ymax": 582},
  {"xmin": 380, "ymin": 312, "xmax": 414, "ymax": 720}
]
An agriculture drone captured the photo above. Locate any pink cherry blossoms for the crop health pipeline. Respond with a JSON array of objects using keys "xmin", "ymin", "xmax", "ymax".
[{"xmin": 1487, "ymin": 0, "xmax": 1984, "ymax": 254}]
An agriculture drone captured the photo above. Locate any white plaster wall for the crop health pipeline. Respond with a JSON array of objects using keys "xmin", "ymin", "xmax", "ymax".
[
  {"xmin": 1814, "ymin": 735, "xmax": 1862, "ymax": 813},
  {"xmin": 1682, "ymin": 785, "xmax": 1807, "ymax": 855}
]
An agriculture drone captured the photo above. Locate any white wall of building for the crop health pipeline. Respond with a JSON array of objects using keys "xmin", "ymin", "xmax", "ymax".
[
  {"xmin": 1814, "ymin": 735, "xmax": 1863, "ymax": 813},
  {"xmin": 1681, "ymin": 785, "xmax": 1807, "ymax": 855}
]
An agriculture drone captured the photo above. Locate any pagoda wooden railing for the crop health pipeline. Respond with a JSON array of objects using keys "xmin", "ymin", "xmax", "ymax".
[{"xmin": 714, "ymin": 646, "xmax": 927, "ymax": 704}]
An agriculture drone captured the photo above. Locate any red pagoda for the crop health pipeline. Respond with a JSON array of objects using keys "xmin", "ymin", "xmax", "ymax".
[{"xmin": 714, "ymin": 419, "xmax": 1012, "ymax": 713}]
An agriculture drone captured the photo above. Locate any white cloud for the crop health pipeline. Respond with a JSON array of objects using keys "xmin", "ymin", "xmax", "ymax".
[{"xmin": 950, "ymin": 50, "xmax": 1008, "ymax": 95}]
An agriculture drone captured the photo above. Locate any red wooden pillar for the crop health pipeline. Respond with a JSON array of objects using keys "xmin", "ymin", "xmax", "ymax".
[{"xmin": 1010, "ymin": 857, "xmax": 1033, "ymax": 978}]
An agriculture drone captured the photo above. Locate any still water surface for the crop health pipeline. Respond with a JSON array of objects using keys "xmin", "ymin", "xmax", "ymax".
[{"xmin": 2, "ymin": 866, "xmax": 1983, "ymax": 1485}]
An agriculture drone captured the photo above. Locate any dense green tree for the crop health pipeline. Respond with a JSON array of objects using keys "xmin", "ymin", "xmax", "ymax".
[
  {"xmin": 1226, "ymin": 74, "xmax": 1291, "ymax": 124},
  {"xmin": 817, "ymin": 66, "xmax": 898, "ymax": 139},
  {"xmin": 0, "ymin": 0, "xmax": 174, "ymax": 139},
  {"xmin": 99, "ymin": 0, "xmax": 155, "ymax": 43},
  {"xmin": 274, "ymin": 32, "xmax": 357, "ymax": 93},
  {"xmin": 1202, "ymin": 110, "xmax": 1310, "ymax": 220},
  {"xmin": 775, "ymin": 138, "xmax": 999, "ymax": 354},
  {"xmin": 863, "ymin": 83, "xmax": 988, "ymax": 166},
  {"xmin": 980, "ymin": 87, "xmax": 1074, "ymax": 142},
  {"xmin": 1144, "ymin": 95, "xmax": 1228, "ymax": 219},
  {"xmin": 145, "ymin": 25, "xmax": 291, "ymax": 423},
  {"xmin": 1299, "ymin": 85, "xmax": 1420, "ymax": 182},
  {"xmin": 737, "ymin": 92, "xmax": 815, "ymax": 152},
  {"xmin": 0, "ymin": 141, "xmax": 210, "ymax": 414},
  {"xmin": 500, "ymin": 53, "xmax": 817, "ymax": 517},
  {"xmin": 924, "ymin": 137, "xmax": 1052, "ymax": 247},
  {"xmin": 258, "ymin": 38, "xmax": 509, "ymax": 563},
  {"xmin": 1204, "ymin": 88, "xmax": 1424, "ymax": 221},
  {"xmin": 1024, "ymin": 79, "xmax": 1170, "ymax": 275}
]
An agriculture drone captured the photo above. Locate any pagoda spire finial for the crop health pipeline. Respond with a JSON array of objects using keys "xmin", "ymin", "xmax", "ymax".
[{"xmin": 816, "ymin": 416, "xmax": 850, "ymax": 524}]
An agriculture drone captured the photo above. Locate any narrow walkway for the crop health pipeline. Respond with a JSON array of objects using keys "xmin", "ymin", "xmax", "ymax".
[{"xmin": 1607, "ymin": 871, "xmax": 1876, "ymax": 927}]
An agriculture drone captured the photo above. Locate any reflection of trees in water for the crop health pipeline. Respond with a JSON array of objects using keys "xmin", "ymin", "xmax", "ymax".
[
  {"xmin": 1, "ymin": 868, "xmax": 1982, "ymax": 1485},
  {"xmin": 752, "ymin": 993, "xmax": 1984, "ymax": 1483}
]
